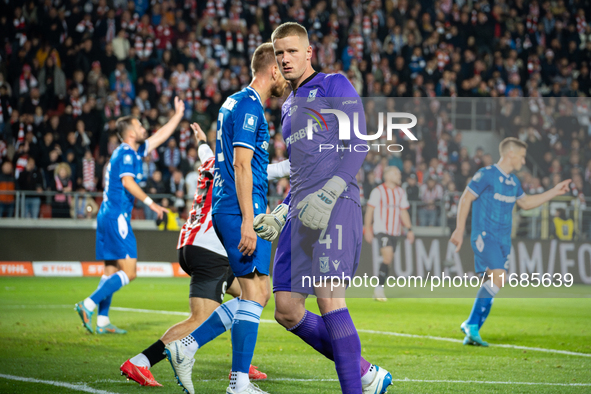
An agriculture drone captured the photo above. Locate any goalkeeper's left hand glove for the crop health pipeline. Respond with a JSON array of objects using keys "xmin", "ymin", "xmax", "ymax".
[
  {"xmin": 296, "ymin": 176, "xmax": 347, "ymax": 230},
  {"xmin": 253, "ymin": 203, "xmax": 288, "ymax": 241}
]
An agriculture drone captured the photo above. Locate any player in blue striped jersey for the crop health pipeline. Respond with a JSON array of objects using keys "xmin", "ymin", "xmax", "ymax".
[
  {"xmin": 450, "ymin": 137, "xmax": 571, "ymax": 346},
  {"xmin": 164, "ymin": 43, "xmax": 289, "ymax": 394},
  {"xmin": 75, "ymin": 98, "xmax": 185, "ymax": 334}
]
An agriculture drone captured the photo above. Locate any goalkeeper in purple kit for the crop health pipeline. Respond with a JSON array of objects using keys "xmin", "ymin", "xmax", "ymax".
[{"xmin": 253, "ymin": 22, "xmax": 393, "ymax": 394}]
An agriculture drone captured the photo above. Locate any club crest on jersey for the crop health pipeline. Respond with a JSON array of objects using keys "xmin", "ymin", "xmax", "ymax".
[
  {"xmin": 243, "ymin": 114, "xmax": 258, "ymax": 132},
  {"xmin": 307, "ymin": 88, "xmax": 318, "ymax": 102},
  {"xmin": 319, "ymin": 256, "xmax": 329, "ymax": 273},
  {"xmin": 499, "ymin": 176, "xmax": 504, "ymax": 183}
]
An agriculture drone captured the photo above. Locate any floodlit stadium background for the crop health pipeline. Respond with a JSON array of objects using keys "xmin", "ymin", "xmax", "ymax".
[{"xmin": 0, "ymin": 0, "xmax": 590, "ymax": 393}]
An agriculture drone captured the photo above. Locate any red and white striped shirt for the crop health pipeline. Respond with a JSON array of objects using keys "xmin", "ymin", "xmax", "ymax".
[
  {"xmin": 367, "ymin": 183, "xmax": 409, "ymax": 236},
  {"xmin": 177, "ymin": 145, "xmax": 226, "ymax": 256}
]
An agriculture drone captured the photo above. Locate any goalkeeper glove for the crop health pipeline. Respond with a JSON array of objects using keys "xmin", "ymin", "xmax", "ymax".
[
  {"xmin": 253, "ymin": 203, "xmax": 288, "ymax": 241},
  {"xmin": 296, "ymin": 176, "xmax": 347, "ymax": 230}
]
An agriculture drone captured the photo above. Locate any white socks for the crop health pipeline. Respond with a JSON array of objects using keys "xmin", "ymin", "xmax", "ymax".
[
  {"xmin": 83, "ymin": 298, "xmax": 96, "ymax": 311},
  {"xmin": 229, "ymin": 371, "xmax": 249, "ymax": 391},
  {"xmin": 97, "ymin": 315, "xmax": 110, "ymax": 327},
  {"xmin": 130, "ymin": 353, "xmax": 151, "ymax": 368},
  {"xmin": 361, "ymin": 364, "xmax": 377, "ymax": 385}
]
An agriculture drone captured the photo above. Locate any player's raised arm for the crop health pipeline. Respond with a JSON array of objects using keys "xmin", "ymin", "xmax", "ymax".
[
  {"xmin": 121, "ymin": 176, "xmax": 168, "ymax": 220},
  {"xmin": 146, "ymin": 97, "xmax": 185, "ymax": 154},
  {"xmin": 449, "ymin": 188, "xmax": 477, "ymax": 253},
  {"xmin": 235, "ymin": 147, "xmax": 257, "ymax": 256},
  {"xmin": 191, "ymin": 122, "xmax": 214, "ymax": 163},
  {"xmin": 516, "ymin": 179, "xmax": 571, "ymax": 210}
]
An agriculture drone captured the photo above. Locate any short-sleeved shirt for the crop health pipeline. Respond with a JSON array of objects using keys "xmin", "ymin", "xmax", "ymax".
[
  {"xmin": 100, "ymin": 141, "xmax": 149, "ymax": 218},
  {"xmin": 467, "ymin": 164, "xmax": 525, "ymax": 245},
  {"xmin": 212, "ymin": 86, "xmax": 269, "ymax": 216},
  {"xmin": 367, "ymin": 183, "xmax": 409, "ymax": 236}
]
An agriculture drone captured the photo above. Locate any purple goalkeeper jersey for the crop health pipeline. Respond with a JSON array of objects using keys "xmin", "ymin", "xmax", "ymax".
[{"xmin": 281, "ymin": 72, "xmax": 367, "ymax": 217}]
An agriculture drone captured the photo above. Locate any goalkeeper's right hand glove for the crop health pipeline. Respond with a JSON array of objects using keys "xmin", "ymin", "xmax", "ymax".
[{"xmin": 253, "ymin": 203, "xmax": 288, "ymax": 241}]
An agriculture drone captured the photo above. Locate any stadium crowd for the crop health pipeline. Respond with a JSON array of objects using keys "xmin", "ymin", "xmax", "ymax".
[{"xmin": 0, "ymin": 0, "xmax": 590, "ymax": 236}]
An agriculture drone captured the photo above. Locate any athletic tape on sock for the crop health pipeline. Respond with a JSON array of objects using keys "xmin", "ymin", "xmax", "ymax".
[{"xmin": 216, "ymin": 298, "xmax": 239, "ymax": 330}]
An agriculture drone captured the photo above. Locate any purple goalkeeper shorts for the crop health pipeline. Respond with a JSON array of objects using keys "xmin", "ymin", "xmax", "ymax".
[{"xmin": 272, "ymin": 198, "xmax": 363, "ymax": 295}]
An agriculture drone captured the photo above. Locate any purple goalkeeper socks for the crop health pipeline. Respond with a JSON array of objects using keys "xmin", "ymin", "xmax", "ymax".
[
  {"xmin": 322, "ymin": 308, "xmax": 362, "ymax": 393},
  {"xmin": 288, "ymin": 310, "xmax": 335, "ymax": 359},
  {"xmin": 289, "ymin": 310, "xmax": 371, "ymax": 381}
]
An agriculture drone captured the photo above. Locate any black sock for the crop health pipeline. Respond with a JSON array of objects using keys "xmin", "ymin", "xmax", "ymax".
[
  {"xmin": 378, "ymin": 263, "xmax": 389, "ymax": 286},
  {"xmin": 142, "ymin": 340, "xmax": 166, "ymax": 367}
]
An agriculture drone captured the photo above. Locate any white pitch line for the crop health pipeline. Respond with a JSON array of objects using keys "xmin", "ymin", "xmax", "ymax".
[
  {"xmin": 109, "ymin": 306, "xmax": 591, "ymax": 358},
  {"xmin": 356, "ymin": 329, "xmax": 591, "ymax": 357},
  {"xmin": 0, "ymin": 373, "xmax": 120, "ymax": 394},
  {"xmin": 167, "ymin": 377, "xmax": 591, "ymax": 387},
  {"xmin": 391, "ymin": 378, "xmax": 591, "ymax": 387},
  {"xmin": 4, "ymin": 305, "xmax": 591, "ymax": 358}
]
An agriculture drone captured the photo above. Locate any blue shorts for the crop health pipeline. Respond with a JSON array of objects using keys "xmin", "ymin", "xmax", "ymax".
[
  {"xmin": 96, "ymin": 211, "xmax": 137, "ymax": 261},
  {"xmin": 212, "ymin": 213, "xmax": 271, "ymax": 277},
  {"xmin": 273, "ymin": 198, "xmax": 363, "ymax": 294},
  {"xmin": 471, "ymin": 232, "xmax": 511, "ymax": 274}
]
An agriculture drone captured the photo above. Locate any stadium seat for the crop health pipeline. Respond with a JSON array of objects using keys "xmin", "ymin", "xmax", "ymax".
[{"xmin": 39, "ymin": 204, "xmax": 52, "ymax": 219}]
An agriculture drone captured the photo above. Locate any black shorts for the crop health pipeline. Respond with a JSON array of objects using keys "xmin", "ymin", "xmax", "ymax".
[
  {"xmin": 375, "ymin": 233, "xmax": 399, "ymax": 250},
  {"xmin": 178, "ymin": 245, "xmax": 235, "ymax": 303}
]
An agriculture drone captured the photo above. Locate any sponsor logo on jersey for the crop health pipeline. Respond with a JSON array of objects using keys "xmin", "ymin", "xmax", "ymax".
[
  {"xmin": 123, "ymin": 154, "xmax": 132, "ymax": 165},
  {"xmin": 289, "ymin": 105, "xmax": 298, "ymax": 116},
  {"xmin": 243, "ymin": 114, "xmax": 258, "ymax": 132},
  {"xmin": 222, "ymin": 97, "xmax": 237, "ymax": 110},
  {"xmin": 332, "ymin": 260, "xmax": 341, "ymax": 270},
  {"xmin": 319, "ymin": 256, "xmax": 329, "ymax": 273},
  {"xmin": 505, "ymin": 178, "xmax": 516, "ymax": 186},
  {"xmin": 472, "ymin": 172, "xmax": 483, "ymax": 182},
  {"xmin": 493, "ymin": 193, "xmax": 516, "ymax": 203},
  {"xmin": 342, "ymin": 100, "xmax": 357, "ymax": 105}
]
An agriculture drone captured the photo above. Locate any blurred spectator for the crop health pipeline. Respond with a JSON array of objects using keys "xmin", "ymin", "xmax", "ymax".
[
  {"xmin": 0, "ymin": 161, "xmax": 15, "ymax": 217},
  {"xmin": 70, "ymin": 186, "xmax": 99, "ymax": 219},
  {"xmin": 444, "ymin": 182, "xmax": 459, "ymax": 232},
  {"xmin": 169, "ymin": 169, "xmax": 185, "ymax": 211},
  {"xmin": 419, "ymin": 176, "xmax": 443, "ymax": 226},
  {"xmin": 144, "ymin": 170, "xmax": 165, "ymax": 220},
  {"xmin": 51, "ymin": 162, "xmax": 72, "ymax": 218},
  {"xmin": 17, "ymin": 157, "xmax": 43, "ymax": 218}
]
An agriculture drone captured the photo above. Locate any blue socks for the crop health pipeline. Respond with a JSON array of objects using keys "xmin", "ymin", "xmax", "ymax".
[
  {"xmin": 467, "ymin": 280, "xmax": 499, "ymax": 328},
  {"xmin": 189, "ymin": 298, "xmax": 239, "ymax": 348},
  {"xmin": 89, "ymin": 271, "xmax": 129, "ymax": 306},
  {"xmin": 96, "ymin": 275, "xmax": 113, "ymax": 317},
  {"xmin": 231, "ymin": 299, "xmax": 263, "ymax": 374}
]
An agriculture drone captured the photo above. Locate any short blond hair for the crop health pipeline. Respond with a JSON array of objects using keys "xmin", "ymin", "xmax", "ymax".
[
  {"xmin": 251, "ymin": 42, "xmax": 276, "ymax": 76},
  {"xmin": 271, "ymin": 22, "xmax": 308, "ymax": 43},
  {"xmin": 499, "ymin": 137, "xmax": 527, "ymax": 156},
  {"xmin": 54, "ymin": 162, "xmax": 72, "ymax": 179}
]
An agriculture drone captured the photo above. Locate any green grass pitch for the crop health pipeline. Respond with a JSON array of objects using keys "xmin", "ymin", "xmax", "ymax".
[{"xmin": 0, "ymin": 277, "xmax": 590, "ymax": 393}]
